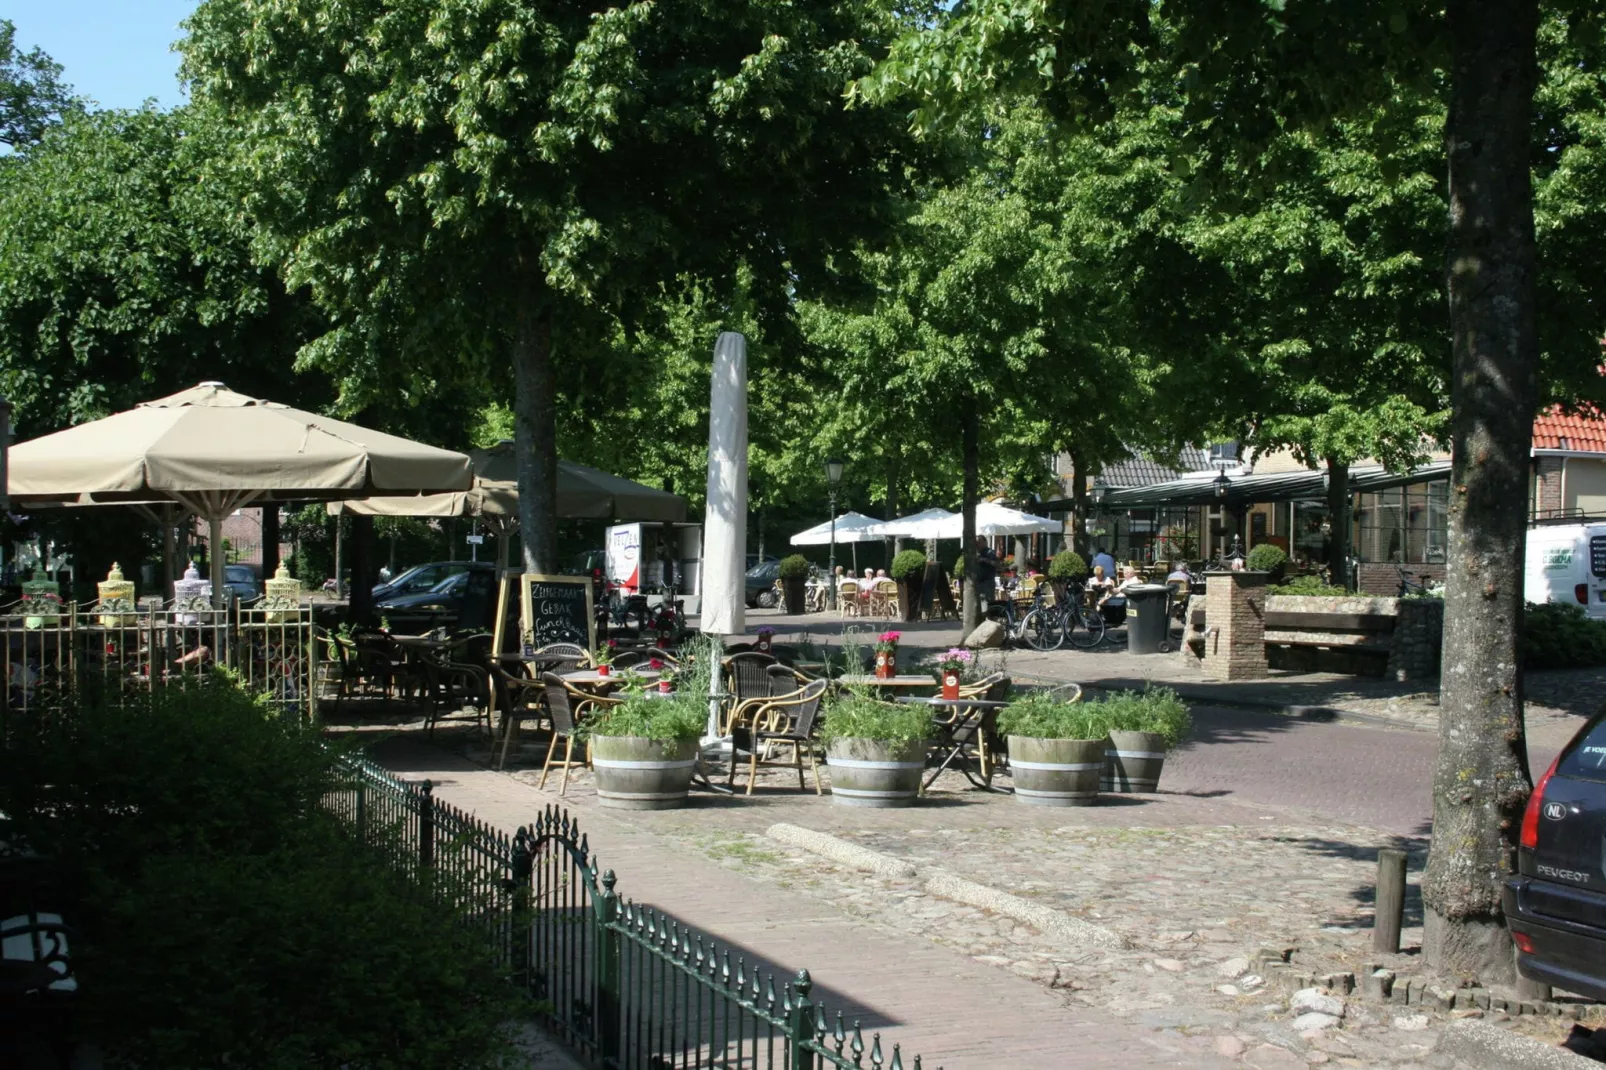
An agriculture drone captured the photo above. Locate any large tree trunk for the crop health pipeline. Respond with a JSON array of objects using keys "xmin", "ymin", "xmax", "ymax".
[
  {"xmin": 1422, "ymin": 0, "xmax": 1541, "ymax": 985},
  {"xmin": 261, "ymin": 504, "xmax": 280, "ymax": 579},
  {"xmin": 1070, "ymin": 452, "xmax": 1090, "ymax": 558},
  {"xmin": 512, "ymin": 283, "xmax": 558, "ymax": 575},
  {"xmin": 1324, "ymin": 456, "xmax": 1350, "ymax": 589},
  {"xmin": 961, "ymin": 399, "xmax": 981, "ymax": 631},
  {"xmin": 886, "ymin": 448, "xmax": 904, "ymax": 556}
]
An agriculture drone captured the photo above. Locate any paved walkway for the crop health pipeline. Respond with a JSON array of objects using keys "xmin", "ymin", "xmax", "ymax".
[{"xmin": 370, "ymin": 737, "xmax": 1236, "ymax": 1070}]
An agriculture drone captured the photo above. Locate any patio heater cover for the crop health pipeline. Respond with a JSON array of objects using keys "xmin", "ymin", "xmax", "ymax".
[{"xmin": 701, "ymin": 332, "xmax": 747, "ymax": 638}]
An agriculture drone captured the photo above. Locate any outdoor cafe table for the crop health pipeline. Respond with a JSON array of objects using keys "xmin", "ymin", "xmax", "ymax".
[
  {"xmin": 833, "ymin": 674, "xmax": 938, "ymax": 690},
  {"xmin": 561, "ymin": 668, "xmax": 662, "ymax": 692},
  {"xmin": 895, "ymin": 695, "xmax": 1011, "ymax": 792}
]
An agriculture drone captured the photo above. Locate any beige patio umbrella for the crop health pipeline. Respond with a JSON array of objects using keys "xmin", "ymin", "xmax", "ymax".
[{"xmin": 9, "ymin": 382, "xmax": 473, "ymax": 605}]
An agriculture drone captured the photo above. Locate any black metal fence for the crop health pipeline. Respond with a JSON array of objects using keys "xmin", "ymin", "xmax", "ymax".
[{"xmin": 329, "ymin": 758, "xmax": 938, "ymax": 1070}]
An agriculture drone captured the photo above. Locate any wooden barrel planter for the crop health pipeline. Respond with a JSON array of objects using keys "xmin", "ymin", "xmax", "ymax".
[
  {"xmin": 826, "ymin": 739, "xmax": 925, "ymax": 807},
  {"xmin": 1101, "ymin": 730, "xmax": 1167, "ymax": 793},
  {"xmin": 591, "ymin": 736, "xmax": 699, "ymax": 810},
  {"xmin": 1006, "ymin": 737, "xmax": 1103, "ymax": 806}
]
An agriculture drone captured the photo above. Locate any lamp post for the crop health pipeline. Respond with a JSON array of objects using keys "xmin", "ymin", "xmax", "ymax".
[
  {"xmin": 824, "ymin": 458, "xmax": 844, "ymax": 610},
  {"xmin": 0, "ymin": 394, "xmax": 11, "ymax": 514}
]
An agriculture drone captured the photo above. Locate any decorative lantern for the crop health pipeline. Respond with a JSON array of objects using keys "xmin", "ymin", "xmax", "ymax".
[
  {"xmin": 173, "ymin": 562, "xmax": 212, "ymax": 624},
  {"xmin": 261, "ymin": 562, "xmax": 303, "ymax": 623},
  {"xmin": 96, "ymin": 562, "xmax": 137, "ymax": 627},
  {"xmin": 21, "ymin": 575, "xmax": 61, "ymax": 630}
]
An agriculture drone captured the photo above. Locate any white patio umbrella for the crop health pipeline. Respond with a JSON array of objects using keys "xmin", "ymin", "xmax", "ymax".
[
  {"xmin": 9, "ymin": 382, "xmax": 473, "ymax": 605},
  {"xmin": 788, "ymin": 512, "xmax": 885, "ymax": 545},
  {"xmin": 864, "ymin": 507, "xmax": 959, "ymax": 540}
]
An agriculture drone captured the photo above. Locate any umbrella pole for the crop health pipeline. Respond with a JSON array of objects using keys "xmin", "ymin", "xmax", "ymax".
[
  {"xmin": 209, "ymin": 515, "xmax": 226, "ymax": 608},
  {"xmin": 163, "ymin": 519, "xmax": 177, "ymax": 600},
  {"xmin": 852, "ymin": 542, "xmax": 858, "ymax": 574}
]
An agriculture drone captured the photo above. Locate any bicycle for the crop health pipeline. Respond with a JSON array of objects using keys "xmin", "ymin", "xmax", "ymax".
[{"xmin": 1396, "ymin": 566, "xmax": 1435, "ymax": 597}]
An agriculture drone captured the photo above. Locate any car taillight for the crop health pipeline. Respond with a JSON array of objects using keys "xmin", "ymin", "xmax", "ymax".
[
  {"xmin": 1513, "ymin": 930, "xmax": 1535, "ymax": 954},
  {"xmin": 1520, "ymin": 754, "xmax": 1562, "ymax": 850},
  {"xmin": 1576, "ymin": 583, "xmax": 1589, "ymax": 605}
]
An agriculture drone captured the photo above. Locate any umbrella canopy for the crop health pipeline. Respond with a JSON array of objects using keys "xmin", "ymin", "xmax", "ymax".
[
  {"xmin": 788, "ymin": 511, "xmax": 885, "ymax": 546},
  {"xmin": 864, "ymin": 507, "xmax": 959, "ymax": 539},
  {"xmin": 9, "ymin": 382, "xmax": 473, "ymax": 603},
  {"xmin": 866, "ymin": 503, "xmax": 1061, "ymax": 539},
  {"xmin": 330, "ymin": 443, "xmax": 685, "ymax": 525}
]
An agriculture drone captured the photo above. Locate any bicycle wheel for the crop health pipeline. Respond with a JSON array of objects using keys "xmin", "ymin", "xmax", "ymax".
[
  {"xmin": 1066, "ymin": 606, "xmax": 1106, "ymax": 649},
  {"xmin": 1021, "ymin": 608, "xmax": 1065, "ymax": 651}
]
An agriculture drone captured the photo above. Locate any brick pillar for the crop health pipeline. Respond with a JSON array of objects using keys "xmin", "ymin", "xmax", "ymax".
[
  {"xmin": 1535, "ymin": 457, "xmax": 1564, "ymax": 519},
  {"xmin": 1202, "ymin": 570, "xmax": 1269, "ymax": 681}
]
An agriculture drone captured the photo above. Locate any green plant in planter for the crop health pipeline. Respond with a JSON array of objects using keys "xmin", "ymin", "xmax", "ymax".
[
  {"xmin": 777, "ymin": 554, "xmax": 811, "ymax": 580},
  {"xmin": 890, "ymin": 549, "xmax": 928, "ymax": 581},
  {"xmin": 584, "ymin": 695, "xmax": 705, "ymax": 743},
  {"xmin": 819, "ymin": 693, "xmax": 933, "ymax": 747},
  {"xmin": 1245, "ymin": 543, "xmax": 1288, "ymax": 579},
  {"xmin": 998, "ymin": 691, "xmax": 1113, "ymax": 739},
  {"xmin": 1268, "ymin": 574, "xmax": 1348, "ymax": 597},
  {"xmin": 1091, "ymin": 686, "xmax": 1191, "ymax": 749},
  {"xmin": 1047, "ymin": 550, "xmax": 1087, "ymax": 582}
]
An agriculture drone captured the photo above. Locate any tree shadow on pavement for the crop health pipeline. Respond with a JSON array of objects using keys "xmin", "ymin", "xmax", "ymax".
[{"xmin": 1284, "ymin": 823, "xmax": 1432, "ymax": 929}]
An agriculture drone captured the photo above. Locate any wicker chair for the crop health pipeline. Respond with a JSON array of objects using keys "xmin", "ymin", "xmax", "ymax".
[
  {"xmin": 535, "ymin": 642, "xmax": 590, "ymax": 673},
  {"xmin": 837, "ymin": 580, "xmax": 860, "ymax": 618},
  {"xmin": 420, "ymin": 637, "xmax": 494, "ymax": 740},
  {"xmin": 722, "ymin": 651, "xmax": 779, "ymax": 733},
  {"xmin": 728, "ymin": 679, "xmax": 828, "ymax": 795},
  {"xmin": 491, "ymin": 660, "xmax": 548, "ymax": 770},
  {"xmin": 538, "ymin": 672, "xmax": 621, "ymax": 794}
]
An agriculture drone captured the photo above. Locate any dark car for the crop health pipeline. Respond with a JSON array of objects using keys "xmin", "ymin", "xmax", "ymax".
[
  {"xmin": 1504, "ymin": 711, "xmax": 1606, "ymax": 1001},
  {"xmin": 224, "ymin": 564, "xmax": 261, "ymax": 602},
  {"xmin": 374, "ymin": 563, "xmax": 496, "ymax": 627},
  {"xmin": 745, "ymin": 559, "xmax": 781, "ymax": 608},
  {"xmin": 372, "ymin": 561, "xmax": 482, "ymax": 602}
]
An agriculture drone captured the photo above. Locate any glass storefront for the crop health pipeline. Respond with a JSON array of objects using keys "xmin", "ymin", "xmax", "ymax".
[{"xmin": 1355, "ymin": 480, "xmax": 1449, "ymax": 564}]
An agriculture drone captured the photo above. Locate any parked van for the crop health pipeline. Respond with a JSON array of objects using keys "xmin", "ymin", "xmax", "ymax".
[{"xmin": 1525, "ymin": 523, "xmax": 1606, "ymax": 619}]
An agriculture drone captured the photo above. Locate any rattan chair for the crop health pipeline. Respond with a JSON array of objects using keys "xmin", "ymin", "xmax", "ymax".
[
  {"xmin": 420, "ymin": 636, "xmax": 494, "ymax": 740},
  {"xmin": 837, "ymin": 580, "xmax": 860, "ymax": 618},
  {"xmin": 538, "ymin": 672, "xmax": 621, "ymax": 794},
  {"xmin": 728, "ymin": 679, "xmax": 828, "ymax": 795},
  {"xmin": 722, "ymin": 651, "xmax": 779, "ymax": 733},
  {"xmin": 491, "ymin": 660, "xmax": 548, "ymax": 769}
]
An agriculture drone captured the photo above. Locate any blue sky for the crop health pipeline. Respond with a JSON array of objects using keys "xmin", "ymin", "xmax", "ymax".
[{"xmin": 10, "ymin": 1, "xmax": 195, "ymax": 110}]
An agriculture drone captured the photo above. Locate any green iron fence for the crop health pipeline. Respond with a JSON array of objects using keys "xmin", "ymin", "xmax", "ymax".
[{"xmin": 331, "ymin": 758, "xmax": 939, "ymax": 1070}]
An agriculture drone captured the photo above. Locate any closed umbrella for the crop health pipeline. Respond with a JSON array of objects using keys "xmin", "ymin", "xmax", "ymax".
[{"xmin": 9, "ymin": 382, "xmax": 473, "ymax": 605}]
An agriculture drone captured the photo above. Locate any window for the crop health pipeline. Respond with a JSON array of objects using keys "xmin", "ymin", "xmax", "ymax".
[{"xmin": 1354, "ymin": 480, "xmax": 1449, "ymax": 563}]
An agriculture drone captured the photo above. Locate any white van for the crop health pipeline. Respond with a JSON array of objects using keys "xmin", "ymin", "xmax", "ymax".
[{"xmin": 1525, "ymin": 523, "xmax": 1606, "ymax": 619}]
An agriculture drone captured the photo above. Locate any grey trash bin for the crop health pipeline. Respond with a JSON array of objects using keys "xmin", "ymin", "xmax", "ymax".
[{"xmin": 1125, "ymin": 584, "xmax": 1172, "ymax": 654}]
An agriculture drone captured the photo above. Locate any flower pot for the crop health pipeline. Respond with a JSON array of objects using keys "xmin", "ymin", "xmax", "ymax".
[
  {"xmin": 940, "ymin": 672, "xmax": 961, "ymax": 700},
  {"xmin": 897, "ymin": 577, "xmax": 923, "ymax": 622},
  {"xmin": 756, "ymin": 635, "xmax": 773, "ymax": 654},
  {"xmin": 591, "ymin": 736, "xmax": 699, "ymax": 810},
  {"xmin": 782, "ymin": 576, "xmax": 807, "ymax": 614},
  {"xmin": 597, "ymin": 663, "xmax": 612, "ymax": 677},
  {"xmin": 1102, "ymin": 730, "xmax": 1168, "ymax": 793},
  {"xmin": 1007, "ymin": 737, "xmax": 1103, "ymax": 807},
  {"xmin": 874, "ymin": 651, "xmax": 896, "ymax": 679},
  {"xmin": 658, "ymin": 680, "xmax": 674, "ymax": 694},
  {"xmin": 826, "ymin": 738, "xmax": 925, "ymax": 807}
]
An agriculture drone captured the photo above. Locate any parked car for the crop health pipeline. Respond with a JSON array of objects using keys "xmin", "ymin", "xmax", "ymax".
[
  {"xmin": 372, "ymin": 561, "xmax": 482, "ymax": 602},
  {"xmin": 374, "ymin": 564, "xmax": 496, "ymax": 627},
  {"xmin": 1504, "ymin": 710, "xmax": 1606, "ymax": 1000},
  {"xmin": 744, "ymin": 559, "xmax": 781, "ymax": 608},
  {"xmin": 224, "ymin": 564, "xmax": 260, "ymax": 602}
]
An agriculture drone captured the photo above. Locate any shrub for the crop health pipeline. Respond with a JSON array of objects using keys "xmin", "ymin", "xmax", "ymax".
[
  {"xmin": 998, "ymin": 691, "xmax": 1113, "ymax": 739},
  {"xmin": 819, "ymin": 693, "xmax": 933, "ymax": 747},
  {"xmin": 0, "ymin": 678, "xmax": 524, "ymax": 1068},
  {"xmin": 1523, "ymin": 602, "xmax": 1606, "ymax": 669},
  {"xmin": 1047, "ymin": 550, "xmax": 1088, "ymax": 581},
  {"xmin": 1245, "ymin": 543, "xmax": 1288, "ymax": 576},
  {"xmin": 777, "ymin": 554, "xmax": 812, "ymax": 580},
  {"xmin": 890, "ymin": 549, "xmax": 928, "ymax": 581},
  {"xmin": 585, "ymin": 694, "xmax": 706, "ymax": 742},
  {"xmin": 1093, "ymin": 686, "xmax": 1192, "ymax": 749},
  {"xmin": 1268, "ymin": 574, "xmax": 1349, "ymax": 597}
]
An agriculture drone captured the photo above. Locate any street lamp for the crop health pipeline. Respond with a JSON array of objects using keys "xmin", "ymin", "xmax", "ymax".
[{"xmin": 824, "ymin": 458, "xmax": 844, "ymax": 610}]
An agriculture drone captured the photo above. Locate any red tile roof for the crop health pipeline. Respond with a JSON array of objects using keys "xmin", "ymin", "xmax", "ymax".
[{"xmin": 1533, "ymin": 406, "xmax": 1606, "ymax": 453}]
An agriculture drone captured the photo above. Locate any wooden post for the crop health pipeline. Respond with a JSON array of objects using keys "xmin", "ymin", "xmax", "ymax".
[{"xmin": 1374, "ymin": 847, "xmax": 1407, "ymax": 953}]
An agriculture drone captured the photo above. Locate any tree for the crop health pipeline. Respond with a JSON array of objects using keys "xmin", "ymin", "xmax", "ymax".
[
  {"xmin": 0, "ymin": 107, "xmax": 328, "ymax": 438},
  {"xmin": 182, "ymin": 0, "xmax": 915, "ymax": 575},
  {"xmin": 863, "ymin": 0, "xmax": 1606, "ymax": 981},
  {"xmin": 0, "ymin": 19, "xmax": 75, "ymax": 149}
]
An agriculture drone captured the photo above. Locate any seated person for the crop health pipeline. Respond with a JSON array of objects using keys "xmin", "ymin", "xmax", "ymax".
[
  {"xmin": 1114, "ymin": 565, "xmax": 1145, "ymax": 592},
  {"xmin": 1087, "ymin": 565, "xmax": 1115, "ymax": 601},
  {"xmin": 1165, "ymin": 561, "xmax": 1191, "ymax": 583}
]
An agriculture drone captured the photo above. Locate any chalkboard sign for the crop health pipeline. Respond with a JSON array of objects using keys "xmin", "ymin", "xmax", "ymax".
[
  {"xmin": 519, "ymin": 573, "xmax": 596, "ymax": 653},
  {"xmin": 1592, "ymin": 536, "xmax": 1606, "ymax": 579}
]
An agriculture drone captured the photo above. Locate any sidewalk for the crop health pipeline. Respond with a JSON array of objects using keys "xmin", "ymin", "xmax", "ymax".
[
  {"xmin": 369, "ymin": 736, "xmax": 1235, "ymax": 1070},
  {"xmin": 740, "ymin": 609, "xmax": 1600, "ymax": 749}
]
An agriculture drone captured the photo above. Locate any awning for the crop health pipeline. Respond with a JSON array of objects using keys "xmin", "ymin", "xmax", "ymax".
[{"xmin": 1043, "ymin": 461, "xmax": 1452, "ymax": 510}]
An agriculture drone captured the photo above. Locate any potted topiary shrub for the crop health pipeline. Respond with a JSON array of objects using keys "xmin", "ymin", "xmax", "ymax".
[
  {"xmin": 821, "ymin": 693, "xmax": 933, "ymax": 807},
  {"xmin": 890, "ymin": 549, "xmax": 928, "ymax": 622},
  {"xmin": 1047, "ymin": 550, "xmax": 1088, "ymax": 606},
  {"xmin": 777, "ymin": 554, "xmax": 811, "ymax": 614},
  {"xmin": 1097, "ymin": 686, "xmax": 1191, "ymax": 793},
  {"xmin": 1245, "ymin": 542, "xmax": 1289, "ymax": 584},
  {"xmin": 583, "ymin": 645, "xmax": 717, "ymax": 808},
  {"xmin": 998, "ymin": 690, "xmax": 1112, "ymax": 807}
]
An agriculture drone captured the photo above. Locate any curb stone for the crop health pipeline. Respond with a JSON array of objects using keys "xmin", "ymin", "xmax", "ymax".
[
  {"xmin": 1435, "ymin": 1020, "xmax": 1599, "ymax": 1069},
  {"xmin": 763, "ymin": 823, "xmax": 1126, "ymax": 950}
]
